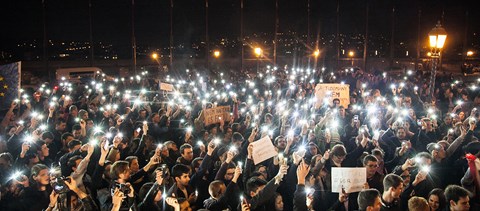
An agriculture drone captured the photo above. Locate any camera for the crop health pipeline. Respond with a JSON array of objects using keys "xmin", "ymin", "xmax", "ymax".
[
  {"xmin": 52, "ymin": 177, "xmax": 71, "ymax": 194},
  {"xmin": 112, "ymin": 183, "xmax": 131, "ymax": 196},
  {"xmin": 159, "ymin": 164, "xmax": 169, "ymax": 177}
]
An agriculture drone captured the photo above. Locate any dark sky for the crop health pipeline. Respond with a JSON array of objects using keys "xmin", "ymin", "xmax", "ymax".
[{"xmin": 0, "ymin": 0, "xmax": 478, "ymax": 50}]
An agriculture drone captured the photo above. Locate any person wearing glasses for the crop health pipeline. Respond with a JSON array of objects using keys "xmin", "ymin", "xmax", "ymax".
[{"xmin": 363, "ymin": 155, "xmax": 384, "ymax": 193}]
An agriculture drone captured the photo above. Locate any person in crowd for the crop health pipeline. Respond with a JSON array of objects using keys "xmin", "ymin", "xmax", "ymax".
[
  {"xmin": 428, "ymin": 188, "xmax": 447, "ymax": 211},
  {"xmin": 380, "ymin": 174, "xmax": 404, "ymax": 210},
  {"xmin": 357, "ymin": 189, "xmax": 382, "ymax": 211},
  {"xmin": 444, "ymin": 185, "xmax": 471, "ymax": 211},
  {"xmin": 407, "ymin": 196, "xmax": 430, "ymax": 211}
]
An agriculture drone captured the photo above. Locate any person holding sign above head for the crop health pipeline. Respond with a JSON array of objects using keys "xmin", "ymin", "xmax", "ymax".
[
  {"xmin": 307, "ymin": 134, "xmax": 369, "ymax": 211},
  {"xmin": 240, "ymin": 143, "xmax": 288, "ymax": 211}
]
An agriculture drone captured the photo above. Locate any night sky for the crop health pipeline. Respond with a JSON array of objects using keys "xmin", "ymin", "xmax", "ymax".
[{"xmin": 0, "ymin": 0, "xmax": 478, "ymax": 50}]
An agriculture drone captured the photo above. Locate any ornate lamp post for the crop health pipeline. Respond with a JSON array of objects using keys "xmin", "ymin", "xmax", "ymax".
[{"xmin": 428, "ymin": 21, "xmax": 447, "ymax": 101}]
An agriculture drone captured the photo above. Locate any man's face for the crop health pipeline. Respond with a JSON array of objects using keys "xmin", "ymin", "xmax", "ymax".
[
  {"xmin": 276, "ymin": 138, "xmax": 287, "ymax": 149},
  {"xmin": 225, "ymin": 128, "xmax": 233, "ymax": 139},
  {"xmin": 308, "ymin": 144, "xmax": 318, "ymax": 155},
  {"xmin": 182, "ymin": 148, "xmax": 194, "ymax": 161},
  {"xmin": 404, "ymin": 97, "xmax": 412, "ymax": 107},
  {"xmin": 153, "ymin": 114, "xmax": 160, "ymax": 123},
  {"xmin": 332, "ymin": 154, "xmax": 346, "ymax": 166},
  {"xmin": 368, "ymin": 196, "xmax": 382, "ymax": 211},
  {"xmin": 86, "ymin": 120, "xmax": 94, "ymax": 130},
  {"xmin": 450, "ymin": 196, "xmax": 470, "ymax": 211},
  {"xmin": 176, "ymin": 173, "xmax": 190, "ymax": 187},
  {"xmin": 120, "ymin": 167, "xmax": 131, "ymax": 181},
  {"xmin": 224, "ymin": 168, "xmax": 235, "ymax": 181},
  {"xmin": 396, "ymin": 129, "xmax": 406, "ymax": 140},
  {"xmin": 139, "ymin": 111, "xmax": 147, "ymax": 119},
  {"xmin": 251, "ymin": 185, "xmax": 266, "ymax": 197},
  {"xmin": 64, "ymin": 136, "xmax": 74, "ymax": 145},
  {"xmin": 56, "ymin": 123, "xmax": 66, "ymax": 132},
  {"xmin": 258, "ymin": 166, "xmax": 268, "ymax": 179},
  {"xmin": 73, "ymin": 129, "xmax": 81, "ymax": 138},
  {"xmin": 391, "ymin": 183, "xmax": 404, "ymax": 199},
  {"xmin": 365, "ymin": 161, "xmax": 378, "ymax": 177},
  {"xmin": 434, "ymin": 145, "xmax": 446, "ymax": 159},
  {"xmin": 40, "ymin": 144, "xmax": 49, "ymax": 157}
]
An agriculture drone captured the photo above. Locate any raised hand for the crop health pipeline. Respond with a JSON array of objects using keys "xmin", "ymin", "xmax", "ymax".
[
  {"xmin": 247, "ymin": 143, "xmax": 254, "ymax": 159},
  {"xmin": 155, "ymin": 170, "xmax": 164, "ymax": 185},
  {"xmin": 401, "ymin": 158, "xmax": 415, "ymax": 171},
  {"xmin": 112, "ymin": 188, "xmax": 125, "ymax": 209},
  {"xmin": 296, "ymin": 161, "xmax": 310, "ymax": 185},
  {"xmin": 166, "ymin": 197, "xmax": 180, "ymax": 210},
  {"xmin": 207, "ymin": 141, "xmax": 216, "ymax": 156},
  {"xmin": 412, "ymin": 170, "xmax": 427, "ymax": 186},
  {"xmin": 48, "ymin": 190, "xmax": 59, "ymax": 209},
  {"xmin": 143, "ymin": 121, "xmax": 149, "ymax": 135},
  {"xmin": 232, "ymin": 166, "xmax": 242, "ymax": 183},
  {"xmin": 275, "ymin": 164, "xmax": 289, "ymax": 184},
  {"xmin": 225, "ymin": 150, "xmax": 235, "ymax": 163}
]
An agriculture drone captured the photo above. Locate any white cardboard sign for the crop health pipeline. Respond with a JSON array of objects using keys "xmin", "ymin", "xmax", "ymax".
[
  {"xmin": 251, "ymin": 136, "xmax": 278, "ymax": 165},
  {"xmin": 331, "ymin": 167, "xmax": 366, "ymax": 193}
]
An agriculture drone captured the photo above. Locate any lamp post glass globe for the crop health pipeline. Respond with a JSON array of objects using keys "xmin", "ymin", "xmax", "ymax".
[
  {"xmin": 428, "ymin": 21, "xmax": 447, "ymax": 49},
  {"xmin": 313, "ymin": 50, "xmax": 320, "ymax": 58},
  {"xmin": 254, "ymin": 47, "xmax": 262, "ymax": 57},
  {"xmin": 151, "ymin": 53, "xmax": 159, "ymax": 59},
  {"xmin": 467, "ymin": 51, "xmax": 474, "ymax": 57},
  {"xmin": 348, "ymin": 51, "xmax": 354, "ymax": 57},
  {"xmin": 214, "ymin": 50, "xmax": 220, "ymax": 58}
]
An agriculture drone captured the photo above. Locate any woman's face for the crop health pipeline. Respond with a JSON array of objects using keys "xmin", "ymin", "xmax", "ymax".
[
  {"xmin": 275, "ymin": 195, "xmax": 284, "ymax": 211},
  {"xmin": 459, "ymin": 112, "xmax": 465, "ymax": 120},
  {"xmin": 35, "ymin": 169, "xmax": 50, "ymax": 186},
  {"xmin": 428, "ymin": 194, "xmax": 440, "ymax": 210}
]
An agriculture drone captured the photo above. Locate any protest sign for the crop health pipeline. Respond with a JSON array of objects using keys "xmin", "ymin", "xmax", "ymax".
[
  {"xmin": 251, "ymin": 136, "xmax": 278, "ymax": 165},
  {"xmin": 160, "ymin": 82, "xmax": 174, "ymax": 92},
  {"xmin": 314, "ymin": 83, "xmax": 350, "ymax": 108},
  {"xmin": 331, "ymin": 167, "xmax": 366, "ymax": 193},
  {"xmin": 203, "ymin": 106, "xmax": 231, "ymax": 126}
]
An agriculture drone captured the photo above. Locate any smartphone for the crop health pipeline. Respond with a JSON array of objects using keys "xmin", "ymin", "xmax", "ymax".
[
  {"xmin": 372, "ymin": 131, "xmax": 380, "ymax": 141},
  {"xmin": 417, "ymin": 119, "xmax": 422, "ymax": 126},
  {"xmin": 104, "ymin": 140, "xmax": 110, "ymax": 151},
  {"xmin": 353, "ymin": 115, "xmax": 359, "ymax": 122}
]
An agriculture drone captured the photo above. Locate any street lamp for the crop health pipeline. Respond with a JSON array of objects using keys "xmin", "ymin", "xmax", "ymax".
[
  {"xmin": 313, "ymin": 49, "xmax": 320, "ymax": 70},
  {"xmin": 151, "ymin": 52, "xmax": 161, "ymax": 73},
  {"xmin": 467, "ymin": 51, "xmax": 474, "ymax": 57},
  {"xmin": 348, "ymin": 51, "xmax": 355, "ymax": 66},
  {"xmin": 428, "ymin": 21, "xmax": 447, "ymax": 102},
  {"xmin": 213, "ymin": 50, "xmax": 221, "ymax": 58},
  {"xmin": 254, "ymin": 47, "xmax": 262, "ymax": 72}
]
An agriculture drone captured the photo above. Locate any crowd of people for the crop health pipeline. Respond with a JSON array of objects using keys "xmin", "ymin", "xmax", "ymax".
[{"xmin": 0, "ymin": 66, "xmax": 479, "ymax": 211}]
